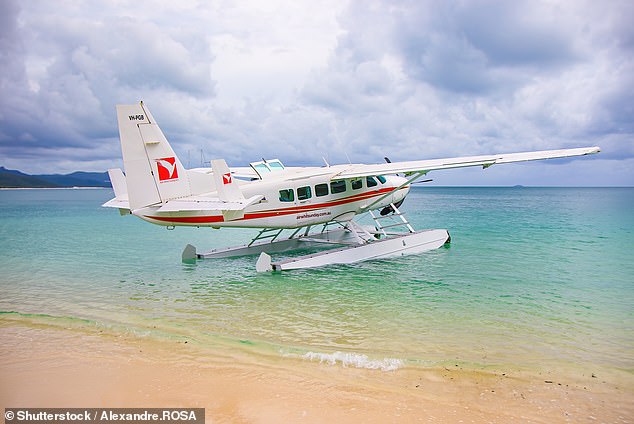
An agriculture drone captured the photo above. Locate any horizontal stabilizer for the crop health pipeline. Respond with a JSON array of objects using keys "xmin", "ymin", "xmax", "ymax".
[
  {"xmin": 102, "ymin": 198, "xmax": 131, "ymax": 210},
  {"xmin": 156, "ymin": 194, "xmax": 263, "ymax": 212}
]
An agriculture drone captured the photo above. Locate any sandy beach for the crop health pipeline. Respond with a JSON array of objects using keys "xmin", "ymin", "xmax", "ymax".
[{"xmin": 1, "ymin": 321, "xmax": 631, "ymax": 424}]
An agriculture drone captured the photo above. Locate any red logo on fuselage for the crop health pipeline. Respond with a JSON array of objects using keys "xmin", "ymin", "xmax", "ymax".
[
  {"xmin": 156, "ymin": 157, "xmax": 178, "ymax": 181},
  {"xmin": 223, "ymin": 173, "xmax": 232, "ymax": 184}
]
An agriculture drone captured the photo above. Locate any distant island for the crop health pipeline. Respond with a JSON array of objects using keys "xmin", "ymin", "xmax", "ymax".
[{"xmin": 0, "ymin": 166, "xmax": 110, "ymax": 188}]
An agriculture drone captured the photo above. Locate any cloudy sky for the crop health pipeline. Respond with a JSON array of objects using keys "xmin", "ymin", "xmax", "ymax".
[{"xmin": 1, "ymin": 0, "xmax": 632, "ymax": 185}]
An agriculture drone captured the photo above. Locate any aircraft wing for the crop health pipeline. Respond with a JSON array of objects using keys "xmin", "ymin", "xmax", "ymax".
[
  {"xmin": 156, "ymin": 194, "xmax": 264, "ymax": 212},
  {"xmin": 333, "ymin": 146, "xmax": 601, "ymax": 179}
]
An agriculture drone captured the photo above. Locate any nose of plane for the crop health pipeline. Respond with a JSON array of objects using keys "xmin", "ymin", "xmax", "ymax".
[
  {"xmin": 388, "ymin": 175, "xmax": 410, "ymax": 203},
  {"xmin": 377, "ymin": 175, "xmax": 410, "ymax": 215}
]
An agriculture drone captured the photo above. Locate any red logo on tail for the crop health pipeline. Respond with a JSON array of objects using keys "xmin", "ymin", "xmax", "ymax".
[
  {"xmin": 223, "ymin": 173, "xmax": 232, "ymax": 184},
  {"xmin": 156, "ymin": 157, "xmax": 179, "ymax": 181}
]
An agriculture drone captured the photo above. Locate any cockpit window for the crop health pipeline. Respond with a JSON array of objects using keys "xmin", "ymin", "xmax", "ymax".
[
  {"xmin": 366, "ymin": 176, "xmax": 378, "ymax": 187},
  {"xmin": 268, "ymin": 160, "xmax": 285, "ymax": 171},
  {"xmin": 279, "ymin": 189, "xmax": 294, "ymax": 202},
  {"xmin": 254, "ymin": 163, "xmax": 269, "ymax": 175},
  {"xmin": 377, "ymin": 175, "xmax": 387, "ymax": 184},
  {"xmin": 250, "ymin": 159, "xmax": 285, "ymax": 178}
]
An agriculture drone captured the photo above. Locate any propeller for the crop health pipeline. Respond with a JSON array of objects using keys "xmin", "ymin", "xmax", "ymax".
[
  {"xmin": 379, "ymin": 157, "xmax": 431, "ymax": 215},
  {"xmin": 380, "ymin": 199, "xmax": 405, "ymax": 216},
  {"xmin": 378, "ymin": 178, "xmax": 433, "ymax": 215}
]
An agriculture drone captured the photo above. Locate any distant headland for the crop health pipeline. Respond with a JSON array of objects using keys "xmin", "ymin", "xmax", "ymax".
[{"xmin": 0, "ymin": 166, "xmax": 110, "ymax": 188}]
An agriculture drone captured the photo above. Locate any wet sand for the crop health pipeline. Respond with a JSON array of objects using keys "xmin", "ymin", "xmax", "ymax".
[{"xmin": 1, "ymin": 323, "xmax": 632, "ymax": 424}]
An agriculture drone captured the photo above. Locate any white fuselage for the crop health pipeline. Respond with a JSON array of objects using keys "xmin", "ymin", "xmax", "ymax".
[{"xmin": 136, "ymin": 169, "xmax": 410, "ymax": 229}]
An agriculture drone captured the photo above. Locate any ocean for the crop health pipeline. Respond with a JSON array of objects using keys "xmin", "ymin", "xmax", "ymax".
[{"xmin": 1, "ymin": 187, "xmax": 633, "ymax": 380}]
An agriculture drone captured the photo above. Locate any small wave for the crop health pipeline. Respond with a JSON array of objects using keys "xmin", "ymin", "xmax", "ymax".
[
  {"xmin": 0, "ymin": 310, "xmax": 94, "ymax": 325},
  {"xmin": 286, "ymin": 350, "xmax": 404, "ymax": 371}
]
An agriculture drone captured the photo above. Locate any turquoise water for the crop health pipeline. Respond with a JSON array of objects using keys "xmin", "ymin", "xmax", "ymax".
[{"xmin": 1, "ymin": 187, "xmax": 633, "ymax": 376}]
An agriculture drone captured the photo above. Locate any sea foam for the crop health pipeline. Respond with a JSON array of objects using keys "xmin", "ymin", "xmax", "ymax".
[{"xmin": 288, "ymin": 350, "xmax": 404, "ymax": 371}]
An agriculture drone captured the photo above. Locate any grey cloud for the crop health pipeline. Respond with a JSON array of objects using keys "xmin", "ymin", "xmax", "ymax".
[
  {"xmin": 455, "ymin": 1, "xmax": 578, "ymax": 67},
  {"xmin": 27, "ymin": 13, "xmax": 215, "ymax": 99},
  {"xmin": 391, "ymin": 0, "xmax": 580, "ymax": 95},
  {"xmin": 0, "ymin": 0, "xmax": 631, "ymax": 186},
  {"xmin": 299, "ymin": 0, "xmax": 633, "ymax": 167},
  {"xmin": 0, "ymin": 1, "xmax": 217, "ymax": 172}
]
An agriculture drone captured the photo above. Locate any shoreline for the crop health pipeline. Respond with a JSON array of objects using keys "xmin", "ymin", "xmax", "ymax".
[{"xmin": 1, "ymin": 322, "xmax": 632, "ymax": 423}]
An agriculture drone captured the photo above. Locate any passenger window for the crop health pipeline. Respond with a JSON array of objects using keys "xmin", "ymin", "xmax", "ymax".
[
  {"xmin": 330, "ymin": 180, "xmax": 346, "ymax": 194},
  {"xmin": 315, "ymin": 183, "xmax": 329, "ymax": 197},
  {"xmin": 279, "ymin": 189, "xmax": 294, "ymax": 202},
  {"xmin": 377, "ymin": 175, "xmax": 387, "ymax": 184},
  {"xmin": 351, "ymin": 179, "xmax": 362, "ymax": 190},
  {"xmin": 366, "ymin": 176, "xmax": 378, "ymax": 187},
  {"xmin": 297, "ymin": 186, "xmax": 312, "ymax": 200}
]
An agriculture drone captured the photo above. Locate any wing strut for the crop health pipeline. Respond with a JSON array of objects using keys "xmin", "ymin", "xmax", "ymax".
[{"xmin": 369, "ymin": 203, "xmax": 415, "ymax": 235}]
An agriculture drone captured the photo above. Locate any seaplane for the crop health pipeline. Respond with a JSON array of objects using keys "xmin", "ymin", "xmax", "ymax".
[{"xmin": 103, "ymin": 102, "xmax": 600, "ymax": 271}]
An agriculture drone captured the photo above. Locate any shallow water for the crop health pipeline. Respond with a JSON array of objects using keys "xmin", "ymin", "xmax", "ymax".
[{"xmin": 1, "ymin": 187, "xmax": 632, "ymax": 377}]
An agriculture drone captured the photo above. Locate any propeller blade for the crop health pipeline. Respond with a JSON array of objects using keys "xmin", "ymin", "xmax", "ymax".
[{"xmin": 380, "ymin": 199, "xmax": 405, "ymax": 216}]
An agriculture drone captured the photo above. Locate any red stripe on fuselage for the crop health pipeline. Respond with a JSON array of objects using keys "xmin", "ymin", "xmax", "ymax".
[{"xmin": 145, "ymin": 186, "xmax": 403, "ymax": 224}]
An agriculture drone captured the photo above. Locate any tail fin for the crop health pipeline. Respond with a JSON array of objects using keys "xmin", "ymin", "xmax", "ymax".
[
  {"xmin": 107, "ymin": 168, "xmax": 128, "ymax": 200},
  {"xmin": 210, "ymin": 159, "xmax": 249, "ymax": 221},
  {"xmin": 102, "ymin": 168, "xmax": 130, "ymax": 214},
  {"xmin": 116, "ymin": 102, "xmax": 191, "ymax": 210},
  {"xmin": 211, "ymin": 159, "xmax": 244, "ymax": 202}
]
